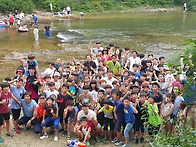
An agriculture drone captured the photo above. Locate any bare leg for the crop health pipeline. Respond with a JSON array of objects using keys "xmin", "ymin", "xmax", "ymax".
[
  {"xmin": 67, "ymin": 121, "xmax": 71, "ymax": 136},
  {"xmin": 77, "ymin": 130, "xmax": 83, "ymax": 141},
  {"xmin": 125, "ymin": 137, "xmax": 129, "ymax": 146},
  {"xmin": 5, "ymin": 120, "xmax": 10, "ymax": 134},
  {"xmin": 55, "ymin": 129, "xmax": 59, "ymax": 137},
  {"xmin": 42, "ymin": 127, "xmax": 47, "ymax": 135},
  {"xmin": 136, "ymin": 131, "xmax": 140, "ymax": 139},
  {"xmin": 13, "ymin": 120, "xmax": 19, "ymax": 129}
]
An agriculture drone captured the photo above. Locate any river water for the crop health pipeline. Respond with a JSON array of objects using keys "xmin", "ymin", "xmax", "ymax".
[{"xmin": 0, "ymin": 12, "xmax": 196, "ymax": 80}]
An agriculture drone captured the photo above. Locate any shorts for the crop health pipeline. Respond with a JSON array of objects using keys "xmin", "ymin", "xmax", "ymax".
[
  {"xmin": 11, "ymin": 109, "xmax": 21, "ymax": 120},
  {"xmin": 103, "ymin": 118, "xmax": 114, "ymax": 130},
  {"xmin": 67, "ymin": 11, "xmax": 70, "ymax": 15},
  {"xmin": 68, "ymin": 116, "xmax": 74, "ymax": 122},
  {"xmin": 0, "ymin": 112, "xmax": 10, "ymax": 125},
  {"xmin": 9, "ymin": 22, "xmax": 13, "ymax": 25},
  {"xmin": 124, "ymin": 123, "xmax": 133, "ymax": 138},
  {"xmin": 114, "ymin": 122, "xmax": 125, "ymax": 132},
  {"xmin": 135, "ymin": 122, "xmax": 144, "ymax": 132}
]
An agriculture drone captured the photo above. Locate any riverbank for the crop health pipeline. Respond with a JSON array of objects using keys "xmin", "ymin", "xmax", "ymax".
[{"xmin": 0, "ymin": 6, "xmax": 184, "ymax": 22}]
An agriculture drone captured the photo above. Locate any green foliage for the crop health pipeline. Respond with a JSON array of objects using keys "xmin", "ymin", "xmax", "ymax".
[
  {"xmin": 0, "ymin": 0, "xmax": 34, "ymax": 13},
  {"xmin": 0, "ymin": 0, "xmax": 196, "ymax": 13},
  {"xmin": 152, "ymin": 127, "xmax": 196, "ymax": 147}
]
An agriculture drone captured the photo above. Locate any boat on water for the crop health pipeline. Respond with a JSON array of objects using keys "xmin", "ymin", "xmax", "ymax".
[
  {"xmin": 0, "ymin": 21, "xmax": 5, "ymax": 27},
  {"xmin": 18, "ymin": 26, "xmax": 28, "ymax": 32}
]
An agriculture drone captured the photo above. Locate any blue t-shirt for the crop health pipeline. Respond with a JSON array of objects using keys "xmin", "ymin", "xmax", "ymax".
[
  {"xmin": 24, "ymin": 60, "xmax": 38, "ymax": 76},
  {"xmin": 21, "ymin": 99, "xmax": 37, "ymax": 117},
  {"xmin": 124, "ymin": 105, "xmax": 135, "ymax": 123},
  {"xmin": 10, "ymin": 86, "xmax": 26, "ymax": 109},
  {"xmin": 70, "ymin": 86, "xmax": 76, "ymax": 95},
  {"xmin": 33, "ymin": 16, "xmax": 38, "ymax": 21},
  {"xmin": 135, "ymin": 72, "xmax": 141, "ymax": 78},
  {"xmin": 115, "ymin": 100, "xmax": 125, "ymax": 123},
  {"xmin": 173, "ymin": 96, "xmax": 184, "ymax": 115},
  {"xmin": 68, "ymin": 106, "xmax": 78, "ymax": 118}
]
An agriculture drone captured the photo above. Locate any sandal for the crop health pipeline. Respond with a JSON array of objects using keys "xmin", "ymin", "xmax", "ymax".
[
  {"xmin": 0, "ymin": 137, "xmax": 3, "ymax": 143},
  {"xmin": 6, "ymin": 133, "xmax": 14, "ymax": 137}
]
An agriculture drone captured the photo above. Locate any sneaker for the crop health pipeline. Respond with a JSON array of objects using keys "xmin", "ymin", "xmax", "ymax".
[
  {"xmin": 17, "ymin": 126, "xmax": 22, "ymax": 130},
  {"xmin": 102, "ymin": 138, "xmax": 107, "ymax": 142},
  {"xmin": 111, "ymin": 139, "xmax": 118, "ymax": 143},
  {"xmin": 67, "ymin": 135, "xmax": 70, "ymax": 140},
  {"xmin": 0, "ymin": 137, "xmax": 3, "ymax": 143},
  {"xmin": 54, "ymin": 136, "xmax": 58, "ymax": 141},
  {"xmin": 121, "ymin": 144, "xmax": 130, "ymax": 147},
  {"xmin": 15, "ymin": 129, "xmax": 20, "ymax": 134},
  {"xmin": 135, "ymin": 138, "xmax": 139, "ymax": 144},
  {"xmin": 40, "ymin": 135, "xmax": 48, "ymax": 140},
  {"xmin": 140, "ymin": 137, "xmax": 144, "ymax": 143},
  {"xmin": 6, "ymin": 133, "xmax": 14, "ymax": 137},
  {"xmin": 115, "ymin": 141, "xmax": 124, "ymax": 146},
  {"xmin": 86, "ymin": 142, "xmax": 90, "ymax": 146},
  {"xmin": 95, "ymin": 138, "xmax": 100, "ymax": 143},
  {"xmin": 129, "ymin": 138, "xmax": 136, "ymax": 141}
]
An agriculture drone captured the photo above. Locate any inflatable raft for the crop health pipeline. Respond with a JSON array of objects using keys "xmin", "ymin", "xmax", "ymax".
[
  {"xmin": 18, "ymin": 26, "xmax": 28, "ymax": 32},
  {"xmin": 0, "ymin": 21, "xmax": 5, "ymax": 27}
]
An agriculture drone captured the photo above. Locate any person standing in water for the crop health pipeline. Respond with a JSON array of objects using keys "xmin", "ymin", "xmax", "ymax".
[
  {"xmin": 33, "ymin": 26, "xmax": 39, "ymax": 41},
  {"xmin": 184, "ymin": 3, "xmax": 187, "ymax": 12},
  {"xmin": 44, "ymin": 23, "xmax": 50, "ymax": 38}
]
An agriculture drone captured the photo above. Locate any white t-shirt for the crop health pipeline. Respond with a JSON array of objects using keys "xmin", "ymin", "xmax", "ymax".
[
  {"xmin": 128, "ymin": 57, "xmax": 141, "ymax": 72},
  {"xmin": 102, "ymin": 76, "xmax": 117, "ymax": 88},
  {"xmin": 77, "ymin": 109, "xmax": 97, "ymax": 121},
  {"xmin": 33, "ymin": 28, "xmax": 39, "ymax": 35},
  {"xmin": 44, "ymin": 67, "xmax": 56, "ymax": 77},
  {"xmin": 45, "ymin": 89, "xmax": 58, "ymax": 98}
]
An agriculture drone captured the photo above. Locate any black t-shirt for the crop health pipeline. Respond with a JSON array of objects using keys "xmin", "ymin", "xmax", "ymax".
[
  {"xmin": 44, "ymin": 104, "xmax": 57, "ymax": 117},
  {"xmin": 27, "ymin": 75, "xmax": 39, "ymax": 94},
  {"xmin": 44, "ymin": 25, "xmax": 50, "ymax": 31},
  {"xmin": 135, "ymin": 102, "xmax": 148, "ymax": 124},
  {"xmin": 83, "ymin": 61, "xmax": 97, "ymax": 74},
  {"xmin": 57, "ymin": 93, "xmax": 73, "ymax": 112},
  {"xmin": 154, "ymin": 92, "xmax": 163, "ymax": 109}
]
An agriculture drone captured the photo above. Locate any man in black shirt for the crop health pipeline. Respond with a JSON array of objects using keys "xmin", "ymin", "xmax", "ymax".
[
  {"xmin": 44, "ymin": 23, "xmax": 50, "ymax": 38},
  {"xmin": 83, "ymin": 54, "xmax": 97, "ymax": 75}
]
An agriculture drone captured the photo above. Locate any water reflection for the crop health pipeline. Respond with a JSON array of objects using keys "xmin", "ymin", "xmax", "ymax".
[
  {"xmin": 0, "ymin": 27, "xmax": 5, "ymax": 32},
  {"xmin": 34, "ymin": 41, "xmax": 40, "ymax": 50}
]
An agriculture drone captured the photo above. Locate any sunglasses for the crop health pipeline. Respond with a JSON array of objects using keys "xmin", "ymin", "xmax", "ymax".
[{"xmin": 39, "ymin": 97, "xmax": 45, "ymax": 99}]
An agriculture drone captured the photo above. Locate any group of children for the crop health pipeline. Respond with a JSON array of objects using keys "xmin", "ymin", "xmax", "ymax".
[{"xmin": 0, "ymin": 42, "xmax": 194, "ymax": 146}]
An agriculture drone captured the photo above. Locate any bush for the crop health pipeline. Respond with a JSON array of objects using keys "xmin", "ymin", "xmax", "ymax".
[{"xmin": 0, "ymin": 0, "xmax": 34, "ymax": 13}]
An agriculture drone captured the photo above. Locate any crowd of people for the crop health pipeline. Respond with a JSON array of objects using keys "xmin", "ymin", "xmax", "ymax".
[{"xmin": 0, "ymin": 42, "xmax": 195, "ymax": 147}]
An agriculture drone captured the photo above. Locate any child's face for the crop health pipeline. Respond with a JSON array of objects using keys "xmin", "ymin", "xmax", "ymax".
[
  {"xmin": 124, "ymin": 80, "xmax": 129, "ymax": 86},
  {"xmin": 124, "ymin": 72, "xmax": 129, "ymax": 77},
  {"xmin": 16, "ymin": 81, "xmax": 23, "ymax": 88},
  {"xmin": 123, "ymin": 99, "xmax": 130, "ymax": 108},
  {"xmin": 2, "ymin": 86, "xmax": 9, "ymax": 93},
  {"xmin": 49, "ymin": 85, "xmax": 55, "ymax": 91},
  {"xmin": 68, "ymin": 105, "xmax": 74, "ymax": 111},
  {"xmin": 101, "ymin": 82, "xmax": 106, "ymax": 87},
  {"xmin": 105, "ymin": 88, "xmax": 111, "ymax": 94},
  {"xmin": 173, "ymin": 87, "xmax": 179, "ymax": 95},
  {"xmin": 45, "ymin": 78, "xmax": 51, "ymax": 83},
  {"xmin": 139, "ymin": 96, "xmax": 146, "ymax": 104},
  {"xmin": 98, "ymin": 70, "xmax": 103, "ymax": 75},
  {"xmin": 81, "ymin": 121, "xmax": 88, "ymax": 127},
  {"xmin": 120, "ymin": 85, "xmax": 126, "ymax": 91},
  {"xmin": 62, "ymin": 87, "xmax": 68, "ymax": 93},
  {"xmin": 152, "ymin": 85, "xmax": 158, "ymax": 92},
  {"xmin": 142, "ymin": 87, "xmax": 149, "ymax": 92},
  {"xmin": 167, "ymin": 96, "xmax": 172, "ymax": 102},
  {"xmin": 46, "ymin": 99, "xmax": 53, "ymax": 106},
  {"xmin": 133, "ymin": 66, "xmax": 138, "ymax": 72},
  {"xmin": 98, "ymin": 92, "xmax": 104, "ymax": 99},
  {"xmin": 83, "ymin": 89, "xmax": 89, "ymax": 94},
  {"xmin": 132, "ymin": 94, "xmax": 138, "ymax": 99},
  {"xmin": 104, "ymin": 104, "xmax": 109, "ymax": 109},
  {"xmin": 77, "ymin": 81, "xmax": 82, "ymax": 87},
  {"xmin": 141, "ymin": 76, "xmax": 146, "ymax": 81},
  {"xmin": 148, "ymin": 97, "xmax": 154, "ymax": 104},
  {"xmin": 29, "ymin": 59, "xmax": 34, "ymax": 64}
]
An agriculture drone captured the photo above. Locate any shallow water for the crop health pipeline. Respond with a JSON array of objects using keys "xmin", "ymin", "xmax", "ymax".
[{"xmin": 0, "ymin": 11, "xmax": 196, "ymax": 80}]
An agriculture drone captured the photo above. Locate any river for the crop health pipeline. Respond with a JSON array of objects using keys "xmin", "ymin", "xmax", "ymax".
[{"xmin": 0, "ymin": 11, "xmax": 196, "ymax": 80}]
